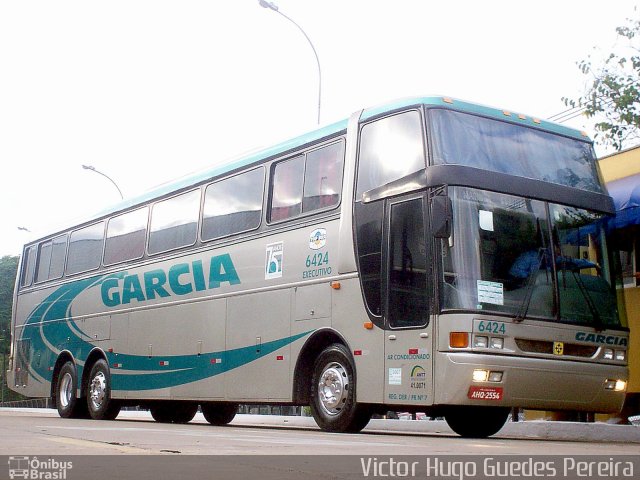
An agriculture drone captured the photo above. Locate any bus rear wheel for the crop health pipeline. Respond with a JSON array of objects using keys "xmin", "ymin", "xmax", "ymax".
[
  {"xmin": 309, "ymin": 344, "xmax": 371, "ymax": 433},
  {"xmin": 55, "ymin": 361, "xmax": 88, "ymax": 419},
  {"xmin": 201, "ymin": 402, "xmax": 238, "ymax": 426},
  {"xmin": 150, "ymin": 402, "xmax": 198, "ymax": 424},
  {"xmin": 444, "ymin": 406, "xmax": 510, "ymax": 438},
  {"xmin": 86, "ymin": 359, "xmax": 121, "ymax": 420}
]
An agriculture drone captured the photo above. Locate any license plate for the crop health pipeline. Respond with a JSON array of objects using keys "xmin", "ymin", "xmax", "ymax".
[{"xmin": 467, "ymin": 386, "xmax": 503, "ymax": 401}]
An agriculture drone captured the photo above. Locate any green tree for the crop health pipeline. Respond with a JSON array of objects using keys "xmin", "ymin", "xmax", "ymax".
[
  {"xmin": 563, "ymin": 7, "xmax": 640, "ymax": 151},
  {"xmin": 0, "ymin": 255, "xmax": 21, "ymax": 403}
]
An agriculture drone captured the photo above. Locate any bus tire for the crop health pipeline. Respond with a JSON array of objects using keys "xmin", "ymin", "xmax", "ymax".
[
  {"xmin": 86, "ymin": 359, "xmax": 121, "ymax": 420},
  {"xmin": 150, "ymin": 402, "xmax": 198, "ymax": 424},
  {"xmin": 201, "ymin": 402, "xmax": 238, "ymax": 426},
  {"xmin": 310, "ymin": 344, "xmax": 371, "ymax": 433},
  {"xmin": 55, "ymin": 361, "xmax": 88, "ymax": 419},
  {"xmin": 444, "ymin": 406, "xmax": 509, "ymax": 438}
]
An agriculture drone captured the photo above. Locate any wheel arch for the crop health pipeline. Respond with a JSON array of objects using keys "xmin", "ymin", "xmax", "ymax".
[{"xmin": 292, "ymin": 328, "xmax": 352, "ymax": 405}]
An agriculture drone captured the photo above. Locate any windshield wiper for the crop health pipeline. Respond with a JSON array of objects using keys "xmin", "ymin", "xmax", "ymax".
[
  {"xmin": 559, "ymin": 263, "xmax": 604, "ymax": 332},
  {"xmin": 514, "ymin": 247, "xmax": 547, "ymax": 323}
]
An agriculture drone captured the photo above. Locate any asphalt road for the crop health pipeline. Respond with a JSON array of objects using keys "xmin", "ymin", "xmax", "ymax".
[
  {"xmin": 2, "ymin": 409, "xmax": 640, "ymax": 480},
  {"xmin": 1, "ymin": 408, "xmax": 639, "ymax": 456}
]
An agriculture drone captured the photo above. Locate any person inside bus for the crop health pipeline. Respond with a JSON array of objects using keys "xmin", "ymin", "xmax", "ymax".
[{"xmin": 509, "ymin": 244, "xmax": 598, "ymax": 282}]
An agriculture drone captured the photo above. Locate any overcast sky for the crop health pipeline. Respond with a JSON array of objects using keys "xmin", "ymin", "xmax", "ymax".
[{"xmin": 0, "ymin": 0, "xmax": 637, "ymax": 256}]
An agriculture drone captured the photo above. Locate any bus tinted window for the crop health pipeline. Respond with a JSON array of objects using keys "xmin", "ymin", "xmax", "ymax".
[
  {"xmin": 270, "ymin": 141, "xmax": 345, "ymax": 222},
  {"xmin": 270, "ymin": 156, "xmax": 304, "ymax": 221},
  {"xmin": 49, "ymin": 235, "xmax": 67, "ymax": 279},
  {"xmin": 357, "ymin": 111, "xmax": 424, "ymax": 198},
  {"xmin": 202, "ymin": 168, "xmax": 264, "ymax": 241},
  {"xmin": 104, "ymin": 207, "xmax": 149, "ymax": 265},
  {"xmin": 67, "ymin": 222, "xmax": 105, "ymax": 275},
  {"xmin": 430, "ymin": 109, "xmax": 603, "ymax": 193},
  {"xmin": 35, "ymin": 235, "xmax": 66, "ymax": 283},
  {"xmin": 148, "ymin": 190, "xmax": 200, "ymax": 255},
  {"xmin": 35, "ymin": 242, "xmax": 52, "ymax": 283},
  {"xmin": 303, "ymin": 142, "xmax": 344, "ymax": 212},
  {"xmin": 20, "ymin": 245, "xmax": 36, "ymax": 287}
]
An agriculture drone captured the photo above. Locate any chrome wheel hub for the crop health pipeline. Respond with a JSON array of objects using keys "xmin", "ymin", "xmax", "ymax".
[
  {"xmin": 317, "ymin": 362, "xmax": 349, "ymax": 416},
  {"xmin": 59, "ymin": 372, "xmax": 73, "ymax": 409},
  {"xmin": 89, "ymin": 371, "xmax": 107, "ymax": 410}
]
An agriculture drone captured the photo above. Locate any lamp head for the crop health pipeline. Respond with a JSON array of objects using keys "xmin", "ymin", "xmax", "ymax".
[{"xmin": 259, "ymin": 0, "xmax": 278, "ymax": 11}]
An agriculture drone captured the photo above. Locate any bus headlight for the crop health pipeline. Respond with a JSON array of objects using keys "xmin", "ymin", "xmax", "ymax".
[
  {"xmin": 615, "ymin": 350, "xmax": 626, "ymax": 362},
  {"xmin": 472, "ymin": 369, "xmax": 489, "ymax": 382},
  {"xmin": 474, "ymin": 336, "xmax": 488, "ymax": 348},
  {"xmin": 604, "ymin": 379, "xmax": 627, "ymax": 392},
  {"xmin": 490, "ymin": 337, "xmax": 504, "ymax": 349},
  {"xmin": 603, "ymin": 348, "xmax": 614, "ymax": 360}
]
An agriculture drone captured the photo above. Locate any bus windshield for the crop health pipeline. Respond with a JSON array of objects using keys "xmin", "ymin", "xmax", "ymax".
[
  {"xmin": 429, "ymin": 109, "xmax": 604, "ymax": 194},
  {"xmin": 441, "ymin": 187, "xmax": 626, "ymax": 328}
]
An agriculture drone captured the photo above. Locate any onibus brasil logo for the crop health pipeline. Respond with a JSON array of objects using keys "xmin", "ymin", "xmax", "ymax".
[{"xmin": 8, "ymin": 457, "xmax": 72, "ymax": 480}]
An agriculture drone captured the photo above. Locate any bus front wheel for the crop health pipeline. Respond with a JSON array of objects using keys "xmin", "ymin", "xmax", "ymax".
[
  {"xmin": 86, "ymin": 359, "xmax": 121, "ymax": 420},
  {"xmin": 444, "ymin": 406, "xmax": 510, "ymax": 438},
  {"xmin": 201, "ymin": 402, "xmax": 238, "ymax": 426},
  {"xmin": 310, "ymin": 344, "xmax": 371, "ymax": 433},
  {"xmin": 55, "ymin": 361, "xmax": 88, "ymax": 419}
]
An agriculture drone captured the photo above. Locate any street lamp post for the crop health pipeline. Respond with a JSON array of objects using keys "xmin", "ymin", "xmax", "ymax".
[
  {"xmin": 82, "ymin": 165, "xmax": 124, "ymax": 200},
  {"xmin": 259, "ymin": 0, "xmax": 322, "ymax": 125},
  {"xmin": 0, "ymin": 333, "xmax": 5, "ymax": 406}
]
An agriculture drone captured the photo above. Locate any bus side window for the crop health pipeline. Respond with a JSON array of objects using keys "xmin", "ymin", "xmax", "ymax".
[
  {"xmin": 67, "ymin": 222, "xmax": 105, "ymax": 275},
  {"xmin": 35, "ymin": 234, "xmax": 67, "ymax": 283},
  {"xmin": 104, "ymin": 207, "xmax": 149, "ymax": 265},
  {"xmin": 302, "ymin": 141, "xmax": 344, "ymax": 213},
  {"xmin": 356, "ymin": 110, "xmax": 424, "ymax": 199},
  {"xmin": 269, "ymin": 141, "xmax": 345, "ymax": 223},
  {"xmin": 148, "ymin": 190, "xmax": 201, "ymax": 255},
  {"xmin": 35, "ymin": 241, "xmax": 52, "ymax": 283},
  {"xmin": 202, "ymin": 167, "xmax": 264, "ymax": 241},
  {"xmin": 270, "ymin": 156, "xmax": 304, "ymax": 222},
  {"xmin": 20, "ymin": 245, "xmax": 37, "ymax": 288}
]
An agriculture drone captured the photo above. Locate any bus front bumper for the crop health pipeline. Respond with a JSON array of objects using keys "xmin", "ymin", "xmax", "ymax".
[{"xmin": 434, "ymin": 352, "xmax": 628, "ymax": 413}]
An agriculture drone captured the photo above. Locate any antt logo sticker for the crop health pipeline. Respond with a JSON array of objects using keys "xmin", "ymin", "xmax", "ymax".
[{"xmin": 265, "ymin": 242, "xmax": 284, "ymax": 280}]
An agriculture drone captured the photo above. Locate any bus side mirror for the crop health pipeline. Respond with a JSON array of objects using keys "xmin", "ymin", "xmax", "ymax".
[{"xmin": 431, "ymin": 196, "xmax": 452, "ymax": 238}]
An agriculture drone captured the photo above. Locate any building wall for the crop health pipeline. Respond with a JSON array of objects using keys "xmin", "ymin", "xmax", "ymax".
[{"xmin": 599, "ymin": 145, "xmax": 640, "ymax": 394}]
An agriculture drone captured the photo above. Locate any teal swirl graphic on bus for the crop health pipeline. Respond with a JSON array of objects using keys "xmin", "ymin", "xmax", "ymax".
[{"xmin": 20, "ymin": 266, "xmax": 310, "ymax": 391}]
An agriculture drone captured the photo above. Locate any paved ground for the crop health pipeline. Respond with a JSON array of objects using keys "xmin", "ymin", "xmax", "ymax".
[
  {"xmin": 1, "ymin": 409, "xmax": 639, "ymax": 480},
  {"xmin": 0, "ymin": 408, "xmax": 638, "ymax": 455}
]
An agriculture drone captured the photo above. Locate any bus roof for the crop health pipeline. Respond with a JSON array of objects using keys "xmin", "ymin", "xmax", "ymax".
[{"xmin": 78, "ymin": 96, "xmax": 593, "ymax": 229}]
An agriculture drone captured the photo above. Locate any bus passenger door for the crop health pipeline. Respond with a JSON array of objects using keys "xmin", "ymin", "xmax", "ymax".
[{"xmin": 383, "ymin": 195, "xmax": 434, "ymax": 408}]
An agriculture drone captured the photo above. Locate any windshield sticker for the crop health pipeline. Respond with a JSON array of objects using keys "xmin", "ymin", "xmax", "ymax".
[
  {"xmin": 477, "ymin": 280, "xmax": 504, "ymax": 305},
  {"xmin": 479, "ymin": 210, "xmax": 494, "ymax": 231}
]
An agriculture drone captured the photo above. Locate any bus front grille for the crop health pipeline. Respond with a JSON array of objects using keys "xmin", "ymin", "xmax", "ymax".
[{"xmin": 515, "ymin": 338, "xmax": 598, "ymax": 358}]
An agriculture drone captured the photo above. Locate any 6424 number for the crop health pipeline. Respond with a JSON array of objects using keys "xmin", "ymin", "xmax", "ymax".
[
  {"xmin": 476, "ymin": 321, "xmax": 506, "ymax": 335},
  {"xmin": 306, "ymin": 252, "xmax": 329, "ymax": 268}
]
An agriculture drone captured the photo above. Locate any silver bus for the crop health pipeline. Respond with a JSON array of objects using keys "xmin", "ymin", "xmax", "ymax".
[{"xmin": 8, "ymin": 96, "xmax": 629, "ymax": 437}]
